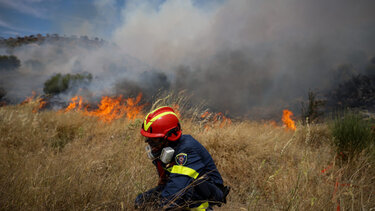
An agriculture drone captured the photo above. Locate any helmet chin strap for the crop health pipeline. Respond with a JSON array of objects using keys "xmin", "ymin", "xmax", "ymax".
[{"xmin": 164, "ymin": 123, "xmax": 181, "ymax": 140}]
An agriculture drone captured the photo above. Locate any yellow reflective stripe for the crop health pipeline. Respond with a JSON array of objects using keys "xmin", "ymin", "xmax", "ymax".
[
  {"xmin": 143, "ymin": 111, "xmax": 178, "ymax": 131},
  {"xmin": 144, "ymin": 106, "xmax": 167, "ymax": 128},
  {"xmin": 144, "ymin": 106, "xmax": 169, "ymax": 121},
  {"xmin": 190, "ymin": 202, "xmax": 209, "ymax": 210},
  {"xmin": 170, "ymin": 165, "xmax": 199, "ymax": 179}
]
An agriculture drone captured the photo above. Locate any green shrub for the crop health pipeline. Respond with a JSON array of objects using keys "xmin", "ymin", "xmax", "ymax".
[
  {"xmin": 331, "ymin": 111, "xmax": 374, "ymax": 157},
  {"xmin": 43, "ymin": 73, "xmax": 92, "ymax": 95},
  {"xmin": 0, "ymin": 55, "xmax": 21, "ymax": 71}
]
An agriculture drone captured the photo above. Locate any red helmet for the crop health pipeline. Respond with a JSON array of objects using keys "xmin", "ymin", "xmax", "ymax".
[{"xmin": 141, "ymin": 106, "xmax": 182, "ymax": 141}]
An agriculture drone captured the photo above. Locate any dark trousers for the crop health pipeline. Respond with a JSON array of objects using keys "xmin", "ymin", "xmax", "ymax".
[
  {"xmin": 193, "ymin": 180, "xmax": 224, "ymax": 204},
  {"xmin": 134, "ymin": 180, "xmax": 225, "ymax": 210},
  {"xmin": 135, "ymin": 185, "xmax": 164, "ymax": 209}
]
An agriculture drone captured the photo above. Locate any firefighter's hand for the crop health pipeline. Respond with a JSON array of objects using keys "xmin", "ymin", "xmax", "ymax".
[{"xmin": 134, "ymin": 193, "xmax": 144, "ymax": 209}]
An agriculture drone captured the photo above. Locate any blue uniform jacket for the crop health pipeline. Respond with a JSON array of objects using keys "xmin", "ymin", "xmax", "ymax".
[{"xmin": 153, "ymin": 134, "xmax": 224, "ymax": 207}]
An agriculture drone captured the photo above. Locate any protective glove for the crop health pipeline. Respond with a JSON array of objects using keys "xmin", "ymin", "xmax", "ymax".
[{"xmin": 134, "ymin": 186, "xmax": 164, "ymax": 210}]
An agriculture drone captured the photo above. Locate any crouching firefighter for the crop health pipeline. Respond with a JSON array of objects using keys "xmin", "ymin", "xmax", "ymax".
[{"xmin": 135, "ymin": 106, "xmax": 230, "ymax": 210}]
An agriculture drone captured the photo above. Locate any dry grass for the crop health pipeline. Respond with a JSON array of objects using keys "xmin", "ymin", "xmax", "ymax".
[{"xmin": 0, "ymin": 101, "xmax": 374, "ymax": 210}]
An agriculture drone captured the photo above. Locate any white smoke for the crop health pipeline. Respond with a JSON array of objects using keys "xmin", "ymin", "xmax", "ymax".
[
  {"xmin": 113, "ymin": 0, "xmax": 216, "ymax": 71},
  {"xmin": 2, "ymin": 40, "xmax": 150, "ymax": 102},
  {"xmin": 113, "ymin": 0, "xmax": 375, "ymax": 71}
]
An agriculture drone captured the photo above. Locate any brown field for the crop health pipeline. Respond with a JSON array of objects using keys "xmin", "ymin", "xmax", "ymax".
[{"xmin": 0, "ymin": 100, "xmax": 374, "ymax": 210}]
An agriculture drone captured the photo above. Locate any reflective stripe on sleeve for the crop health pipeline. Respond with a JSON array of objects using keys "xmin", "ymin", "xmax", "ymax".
[
  {"xmin": 190, "ymin": 201, "xmax": 209, "ymax": 210},
  {"xmin": 167, "ymin": 165, "xmax": 199, "ymax": 179}
]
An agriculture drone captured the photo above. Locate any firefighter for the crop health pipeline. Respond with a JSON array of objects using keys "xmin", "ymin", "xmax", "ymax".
[{"xmin": 135, "ymin": 106, "xmax": 230, "ymax": 210}]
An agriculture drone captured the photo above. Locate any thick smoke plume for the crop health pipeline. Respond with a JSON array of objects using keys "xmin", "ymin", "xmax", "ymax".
[
  {"xmin": 0, "ymin": 39, "xmax": 150, "ymax": 103},
  {"xmin": 113, "ymin": 0, "xmax": 375, "ymax": 117},
  {"xmin": 1, "ymin": 0, "xmax": 375, "ymax": 118}
]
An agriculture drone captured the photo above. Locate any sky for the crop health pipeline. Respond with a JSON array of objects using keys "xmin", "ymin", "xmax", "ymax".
[
  {"xmin": 0, "ymin": 0, "xmax": 219, "ymax": 39},
  {"xmin": 0, "ymin": 0, "xmax": 127, "ymax": 38}
]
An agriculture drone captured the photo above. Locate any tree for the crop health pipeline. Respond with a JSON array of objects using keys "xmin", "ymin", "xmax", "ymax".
[
  {"xmin": 328, "ymin": 74, "xmax": 375, "ymax": 111},
  {"xmin": 43, "ymin": 73, "xmax": 92, "ymax": 95},
  {"xmin": 0, "ymin": 55, "xmax": 21, "ymax": 71},
  {"xmin": 327, "ymin": 57, "xmax": 375, "ymax": 112},
  {"xmin": 301, "ymin": 91, "xmax": 325, "ymax": 124}
]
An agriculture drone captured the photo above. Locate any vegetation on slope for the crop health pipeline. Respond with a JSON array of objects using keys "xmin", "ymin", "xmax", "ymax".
[
  {"xmin": 0, "ymin": 55, "xmax": 21, "ymax": 71},
  {"xmin": 43, "ymin": 73, "xmax": 93, "ymax": 95},
  {"xmin": 0, "ymin": 34, "xmax": 104, "ymax": 49},
  {"xmin": 331, "ymin": 111, "xmax": 375, "ymax": 158},
  {"xmin": 0, "ymin": 99, "xmax": 374, "ymax": 210}
]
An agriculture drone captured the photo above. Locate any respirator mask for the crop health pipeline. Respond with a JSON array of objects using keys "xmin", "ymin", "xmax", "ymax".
[{"xmin": 145, "ymin": 145, "xmax": 175, "ymax": 164}]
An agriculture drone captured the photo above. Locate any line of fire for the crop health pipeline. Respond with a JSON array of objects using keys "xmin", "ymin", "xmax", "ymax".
[{"xmin": 17, "ymin": 91, "xmax": 297, "ymax": 131}]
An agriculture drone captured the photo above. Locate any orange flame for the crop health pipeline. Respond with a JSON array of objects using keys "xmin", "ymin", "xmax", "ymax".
[
  {"xmin": 282, "ymin": 109, "xmax": 296, "ymax": 131},
  {"xmin": 86, "ymin": 96, "xmax": 124, "ymax": 122},
  {"xmin": 21, "ymin": 91, "xmax": 36, "ymax": 105},
  {"xmin": 201, "ymin": 111, "xmax": 210, "ymax": 119},
  {"xmin": 124, "ymin": 93, "xmax": 144, "ymax": 120},
  {"xmin": 201, "ymin": 111, "xmax": 232, "ymax": 130},
  {"xmin": 21, "ymin": 91, "xmax": 46, "ymax": 113},
  {"xmin": 215, "ymin": 112, "xmax": 232, "ymax": 128},
  {"xmin": 65, "ymin": 96, "xmax": 84, "ymax": 112},
  {"xmin": 32, "ymin": 98, "xmax": 47, "ymax": 113},
  {"xmin": 64, "ymin": 93, "xmax": 144, "ymax": 122}
]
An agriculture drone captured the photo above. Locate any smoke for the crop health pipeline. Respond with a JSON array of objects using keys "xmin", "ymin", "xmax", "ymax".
[
  {"xmin": 0, "ymin": 40, "xmax": 151, "ymax": 103},
  {"xmin": 113, "ymin": 0, "xmax": 375, "ymax": 117},
  {"xmin": 1, "ymin": 0, "xmax": 375, "ymax": 118}
]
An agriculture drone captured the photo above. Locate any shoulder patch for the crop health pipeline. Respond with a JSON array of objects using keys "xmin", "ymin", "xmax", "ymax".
[{"xmin": 175, "ymin": 153, "xmax": 188, "ymax": 165}]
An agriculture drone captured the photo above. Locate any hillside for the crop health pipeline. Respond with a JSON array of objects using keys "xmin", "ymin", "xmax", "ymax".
[
  {"xmin": 0, "ymin": 34, "xmax": 105, "ymax": 49},
  {"xmin": 0, "ymin": 98, "xmax": 374, "ymax": 210}
]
